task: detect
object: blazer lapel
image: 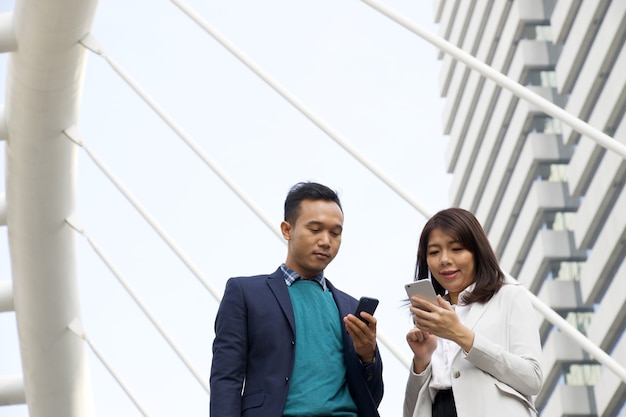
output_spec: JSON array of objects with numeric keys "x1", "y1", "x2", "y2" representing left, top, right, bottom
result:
[
  {"x1": 463, "y1": 300, "x2": 490, "y2": 331},
  {"x1": 266, "y1": 270, "x2": 296, "y2": 335},
  {"x1": 326, "y1": 279, "x2": 350, "y2": 318},
  {"x1": 452, "y1": 296, "x2": 494, "y2": 360}
]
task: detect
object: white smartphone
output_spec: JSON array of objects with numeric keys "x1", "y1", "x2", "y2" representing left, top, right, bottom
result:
[{"x1": 404, "y1": 280, "x2": 438, "y2": 310}]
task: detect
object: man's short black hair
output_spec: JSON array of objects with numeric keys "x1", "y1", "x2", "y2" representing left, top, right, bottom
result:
[{"x1": 284, "y1": 182, "x2": 342, "y2": 224}]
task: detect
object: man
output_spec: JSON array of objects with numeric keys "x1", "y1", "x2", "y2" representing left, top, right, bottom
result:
[{"x1": 210, "y1": 182, "x2": 384, "y2": 417}]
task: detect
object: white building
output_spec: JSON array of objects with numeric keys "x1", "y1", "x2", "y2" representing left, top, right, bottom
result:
[{"x1": 434, "y1": 0, "x2": 625, "y2": 415}]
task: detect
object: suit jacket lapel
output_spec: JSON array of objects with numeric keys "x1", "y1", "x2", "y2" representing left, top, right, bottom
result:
[
  {"x1": 463, "y1": 300, "x2": 490, "y2": 330},
  {"x1": 326, "y1": 278, "x2": 351, "y2": 318},
  {"x1": 452, "y1": 296, "x2": 494, "y2": 360},
  {"x1": 266, "y1": 269, "x2": 296, "y2": 335}
]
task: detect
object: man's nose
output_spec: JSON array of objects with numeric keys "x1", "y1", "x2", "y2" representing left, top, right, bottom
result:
[{"x1": 318, "y1": 232, "x2": 331, "y2": 246}]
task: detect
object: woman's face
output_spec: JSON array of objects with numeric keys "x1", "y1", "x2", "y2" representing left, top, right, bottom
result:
[{"x1": 426, "y1": 227, "x2": 476, "y2": 304}]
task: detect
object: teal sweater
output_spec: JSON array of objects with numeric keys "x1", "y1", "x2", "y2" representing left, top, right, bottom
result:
[{"x1": 283, "y1": 279, "x2": 358, "y2": 417}]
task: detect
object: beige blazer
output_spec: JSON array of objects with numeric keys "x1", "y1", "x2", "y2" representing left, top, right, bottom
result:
[{"x1": 403, "y1": 282, "x2": 543, "y2": 417}]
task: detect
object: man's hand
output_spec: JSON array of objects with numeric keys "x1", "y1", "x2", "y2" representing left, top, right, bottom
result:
[{"x1": 344, "y1": 312, "x2": 377, "y2": 363}]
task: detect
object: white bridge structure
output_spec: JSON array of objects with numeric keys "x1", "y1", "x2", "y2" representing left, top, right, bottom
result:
[{"x1": 0, "y1": 0, "x2": 624, "y2": 416}]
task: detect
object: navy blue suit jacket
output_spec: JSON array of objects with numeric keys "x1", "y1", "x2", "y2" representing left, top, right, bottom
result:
[{"x1": 209, "y1": 268, "x2": 384, "y2": 417}]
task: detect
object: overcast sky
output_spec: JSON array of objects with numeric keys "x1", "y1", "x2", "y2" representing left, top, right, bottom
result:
[{"x1": 0, "y1": 1, "x2": 452, "y2": 415}]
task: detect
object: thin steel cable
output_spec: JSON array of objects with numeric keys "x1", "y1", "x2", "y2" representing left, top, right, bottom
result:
[
  {"x1": 167, "y1": 0, "x2": 433, "y2": 219},
  {"x1": 66, "y1": 217, "x2": 210, "y2": 393},
  {"x1": 67, "y1": 319, "x2": 153, "y2": 417},
  {"x1": 78, "y1": 34, "x2": 285, "y2": 244},
  {"x1": 64, "y1": 125, "x2": 222, "y2": 303}
]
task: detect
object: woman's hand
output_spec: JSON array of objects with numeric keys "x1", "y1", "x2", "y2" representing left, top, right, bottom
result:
[
  {"x1": 406, "y1": 326, "x2": 437, "y2": 373},
  {"x1": 410, "y1": 295, "x2": 475, "y2": 353}
]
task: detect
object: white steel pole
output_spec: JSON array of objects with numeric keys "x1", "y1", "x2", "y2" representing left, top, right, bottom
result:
[{"x1": 5, "y1": 0, "x2": 99, "y2": 415}]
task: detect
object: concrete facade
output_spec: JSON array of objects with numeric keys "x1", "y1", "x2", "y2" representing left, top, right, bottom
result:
[{"x1": 434, "y1": 0, "x2": 626, "y2": 415}]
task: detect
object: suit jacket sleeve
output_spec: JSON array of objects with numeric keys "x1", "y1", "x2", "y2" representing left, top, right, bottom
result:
[
  {"x1": 403, "y1": 364, "x2": 431, "y2": 417},
  {"x1": 209, "y1": 277, "x2": 248, "y2": 416}
]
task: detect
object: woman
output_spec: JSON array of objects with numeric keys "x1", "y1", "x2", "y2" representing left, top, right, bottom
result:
[{"x1": 404, "y1": 208, "x2": 542, "y2": 417}]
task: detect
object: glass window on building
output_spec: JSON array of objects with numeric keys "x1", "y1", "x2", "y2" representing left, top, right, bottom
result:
[
  {"x1": 548, "y1": 163, "x2": 568, "y2": 182},
  {"x1": 564, "y1": 363, "x2": 602, "y2": 386},
  {"x1": 530, "y1": 115, "x2": 563, "y2": 134},
  {"x1": 525, "y1": 69, "x2": 557, "y2": 87},
  {"x1": 546, "y1": 260, "x2": 585, "y2": 281},
  {"x1": 521, "y1": 24, "x2": 552, "y2": 41},
  {"x1": 565, "y1": 311, "x2": 595, "y2": 334},
  {"x1": 542, "y1": 211, "x2": 576, "y2": 231}
]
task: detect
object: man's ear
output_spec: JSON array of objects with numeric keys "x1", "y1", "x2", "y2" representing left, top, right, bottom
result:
[{"x1": 280, "y1": 221, "x2": 291, "y2": 240}]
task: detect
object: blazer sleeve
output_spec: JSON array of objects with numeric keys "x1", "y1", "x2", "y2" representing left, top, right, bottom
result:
[
  {"x1": 464, "y1": 285, "x2": 543, "y2": 396},
  {"x1": 361, "y1": 347, "x2": 384, "y2": 406},
  {"x1": 209, "y1": 278, "x2": 248, "y2": 417},
  {"x1": 403, "y1": 364, "x2": 431, "y2": 417}
]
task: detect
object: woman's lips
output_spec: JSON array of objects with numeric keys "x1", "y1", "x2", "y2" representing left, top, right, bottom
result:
[{"x1": 440, "y1": 270, "x2": 458, "y2": 280}]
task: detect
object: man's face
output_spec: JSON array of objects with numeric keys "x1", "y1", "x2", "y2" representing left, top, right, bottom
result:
[{"x1": 281, "y1": 199, "x2": 344, "y2": 279}]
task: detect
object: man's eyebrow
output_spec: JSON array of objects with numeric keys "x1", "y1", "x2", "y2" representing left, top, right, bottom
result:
[{"x1": 305, "y1": 220, "x2": 343, "y2": 230}]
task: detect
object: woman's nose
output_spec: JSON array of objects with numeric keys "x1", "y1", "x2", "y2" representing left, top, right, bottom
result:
[{"x1": 440, "y1": 251, "x2": 451, "y2": 264}]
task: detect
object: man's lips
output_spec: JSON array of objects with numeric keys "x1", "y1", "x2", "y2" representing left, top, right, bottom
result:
[{"x1": 314, "y1": 252, "x2": 330, "y2": 259}]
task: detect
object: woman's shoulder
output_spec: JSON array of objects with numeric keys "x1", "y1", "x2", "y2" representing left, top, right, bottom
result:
[
  {"x1": 495, "y1": 280, "x2": 533, "y2": 304},
  {"x1": 500, "y1": 280, "x2": 526, "y2": 291}
]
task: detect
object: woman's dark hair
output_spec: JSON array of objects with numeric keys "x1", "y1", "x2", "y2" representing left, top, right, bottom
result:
[
  {"x1": 284, "y1": 182, "x2": 342, "y2": 225},
  {"x1": 414, "y1": 208, "x2": 504, "y2": 304}
]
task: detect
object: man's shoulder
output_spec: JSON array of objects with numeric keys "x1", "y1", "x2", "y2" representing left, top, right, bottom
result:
[{"x1": 227, "y1": 268, "x2": 283, "y2": 286}]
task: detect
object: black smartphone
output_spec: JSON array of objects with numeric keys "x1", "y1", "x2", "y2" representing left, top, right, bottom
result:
[{"x1": 354, "y1": 296, "x2": 379, "y2": 324}]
